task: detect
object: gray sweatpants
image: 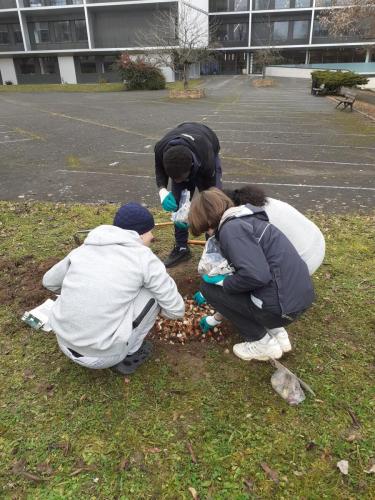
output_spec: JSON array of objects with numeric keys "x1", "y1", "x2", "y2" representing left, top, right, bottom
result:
[{"x1": 58, "y1": 288, "x2": 160, "y2": 369}]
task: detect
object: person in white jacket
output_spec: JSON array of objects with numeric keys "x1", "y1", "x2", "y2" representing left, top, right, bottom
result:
[
  {"x1": 223, "y1": 185, "x2": 325, "y2": 275},
  {"x1": 43, "y1": 203, "x2": 185, "y2": 375}
]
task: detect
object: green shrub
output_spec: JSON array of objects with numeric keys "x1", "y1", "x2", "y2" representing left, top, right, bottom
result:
[
  {"x1": 117, "y1": 53, "x2": 166, "y2": 91},
  {"x1": 311, "y1": 70, "x2": 369, "y2": 94}
]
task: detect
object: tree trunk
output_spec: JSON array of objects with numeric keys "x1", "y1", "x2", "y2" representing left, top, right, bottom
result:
[
  {"x1": 262, "y1": 64, "x2": 266, "y2": 80},
  {"x1": 183, "y1": 64, "x2": 189, "y2": 90}
]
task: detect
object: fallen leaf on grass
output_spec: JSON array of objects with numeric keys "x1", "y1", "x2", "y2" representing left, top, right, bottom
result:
[
  {"x1": 364, "y1": 459, "x2": 375, "y2": 474},
  {"x1": 20, "y1": 471, "x2": 47, "y2": 483},
  {"x1": 118, "y1": 458, "x2": 131, "y2": 471},
  {"x1": 337, "y1": 460, "x2": 349, "y2": 475},
  {"x1": 23, "y1": 369, "x2": 35, "y2": 380},
  {"x1": 188, "y1": 486, "x2": 199, "y2": 499},
  {"x1": 146, "y1": 447, "x2": 161, "y2": 453},
  {"x1": 11, "y1": 459, "x2": 26, "y2": 474},
  {"x1": 243, "y1": 478, "x2": 254, "y2": 492},
  {"x1": 346, "y1": 429, "x2": 362, "y2": 442},
  {"x1": 36, "y1": 462, "x2": 53, "y2": 475},
  {"x1": 306, "y1": 441, "x2": 317, "y2": 451},
  {"x1": 11, "y1": 460, "x2": 48, "y2": 483},
  {"x1": 260, "y1": 462, "x2": 279, "y2": 484},
  {"x1": 187, "y1": 441, "x2": 197, "y2": 464},
  {"x1": 346, "y1": 408, "x2": 361, "y2": 428},
  {"x1": 70, "y1": 465, "x2": 96, "y2": 476}
]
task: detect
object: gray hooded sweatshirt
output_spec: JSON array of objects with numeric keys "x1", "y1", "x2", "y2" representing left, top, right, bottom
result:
[{"x1": 43, "y1": 225, "x2": 185, "y2": 358}]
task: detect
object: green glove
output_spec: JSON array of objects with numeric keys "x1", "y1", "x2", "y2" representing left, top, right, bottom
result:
[
  {"x1": 174, "y1": 221, "x2": 189, "y2": 230},
  {"x1": 160, "y1": 189, "x2": 177, "y2": 212}
]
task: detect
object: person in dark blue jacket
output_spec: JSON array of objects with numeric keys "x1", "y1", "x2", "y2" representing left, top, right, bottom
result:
[
  {"x1": 154, "y1": 122, "x2": 222, "y2": 268},
  {"x1": 188, "y1": 188, "x2": 315, "y2": 361}
]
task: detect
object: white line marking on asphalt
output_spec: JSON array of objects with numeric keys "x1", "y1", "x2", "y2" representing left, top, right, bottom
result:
[
  {"x1": 57, "y1": 169, "x2": 375, "y2": 191},
  {"x1": 220, "y1": 140, "x2": 375, "y2": 150},
  {"x1": 0, "y1": 131, "x2": 14, "y2": 134},
  {"x1": 223, "y1": 155, "x2": 375, "y2": 168},
  {"x1": 213, "y1": 129, "x2": 375, "y2": 137},
  {"x1": 0, "y1": 138, "x2": 32, "y2": 144},
  {"x1": 114, "y1": 150, "x2": 375, "y2": 166},
  {"x1": 202, "y1": 121, "x2": 334, "y2": 127}
]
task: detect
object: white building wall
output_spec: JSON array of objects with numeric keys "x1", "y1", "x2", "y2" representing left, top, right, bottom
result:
[
  {"x1": 0, "y1": 58, "x2": 18, "y2": 85},
  {"x1": 58, "y1": 56, "x2": 77, "y2": 84}
]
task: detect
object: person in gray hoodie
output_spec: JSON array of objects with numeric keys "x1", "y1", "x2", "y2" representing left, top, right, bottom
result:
[
  {"x1": 43, "y1": 203, "x2": 185, "y2": 375},
  {"x1": 189, "y1": 189, "x2": 314, "y2": 362}
]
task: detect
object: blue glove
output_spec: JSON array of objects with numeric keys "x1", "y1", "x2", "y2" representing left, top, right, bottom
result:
[
  {"x1": 174, "y1": 221, "x2": 189, "y2": 230},
  {"x1": 193, "y1": 291, "x2": 206, "y2": 306},
  {"x1": 199, "y1": 316, "x2": 213, "y2": 333},
  {"x1": 161, "y1": 192, "x2": 177, "y2": 212},
  {"x1": 202, "y1": 274, "x2": 226, "y2": 286}
]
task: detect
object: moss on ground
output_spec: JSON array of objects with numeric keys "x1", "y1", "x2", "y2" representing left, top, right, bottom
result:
[{"x1": 0, "y1": 202, "x2": 374, "y2": 499}]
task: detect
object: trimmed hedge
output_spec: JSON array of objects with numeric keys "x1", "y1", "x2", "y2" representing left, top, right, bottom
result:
[
  {"x1": 311, "y1": 70, "x2": 369, "y2": 94},
  {"x1": 117, "y1": 53, "x2": 166, "y2": 91}
]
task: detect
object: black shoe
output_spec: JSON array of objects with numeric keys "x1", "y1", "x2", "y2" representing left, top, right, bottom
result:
[
  {"x1": 110, "y1": 340, "x2": 153, "y2": 375},
  {"x1": 164, "y1": 246, "x2": 192, "y2": 268}
]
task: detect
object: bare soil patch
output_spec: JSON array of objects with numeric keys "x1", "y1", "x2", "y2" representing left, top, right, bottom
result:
[{"x1": 1, "y1": 256, "x2": 234, "y2": 344}]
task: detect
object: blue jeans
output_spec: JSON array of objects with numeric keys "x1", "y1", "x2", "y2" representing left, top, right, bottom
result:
[{"x1": 171, "y1": 155, "x2": 223, "y2": 248}]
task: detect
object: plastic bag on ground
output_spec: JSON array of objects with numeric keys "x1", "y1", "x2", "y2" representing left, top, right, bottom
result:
[
  {"x1": 198, "y1": 236, "x2": 234, "y2": 276},
  {"x1": 171, "y1": 189, "x2": 191, "y2": 224},
  {"x1": 271, "y1": 366, "x2": 306, "y2": 406}
]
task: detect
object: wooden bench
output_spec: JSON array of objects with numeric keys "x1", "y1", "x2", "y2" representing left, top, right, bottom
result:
[{"x1": 335, "y1": 86, "x2": 357, "y2": 111}]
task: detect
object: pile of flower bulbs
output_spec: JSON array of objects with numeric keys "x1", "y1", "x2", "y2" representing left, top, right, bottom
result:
[{"x1": 151, "y1": 297, "x2": 227, "y2": 344}]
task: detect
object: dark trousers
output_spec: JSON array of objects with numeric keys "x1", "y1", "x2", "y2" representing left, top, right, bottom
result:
[
  {"x1": 201, "y1": 282, "x2": 294, "y2": 342},
  {"x1": 172, "y1": 155, "x2": 223, "y2": 248}
]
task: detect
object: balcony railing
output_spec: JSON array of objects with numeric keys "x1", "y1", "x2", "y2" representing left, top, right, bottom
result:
[
  {"x1": 23, "y1": 0, "x2": 83, "y2": 7},
  {"x1": 253, "y1": 0, "x2": 312, "y2": 9}
]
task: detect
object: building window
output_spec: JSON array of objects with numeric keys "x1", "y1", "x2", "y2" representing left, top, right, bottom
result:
[
  {"x1": 54, "y1": 21, "x2": 71, "y2": 42},
  {"x1": 40, "y1": 57, "x2": 56, "y2": 74},
  {"x1": 74, "y1": 20, "x2": 87, "y2": 41},
  {"x1": 0, "y1": 25, "x2": 9, "y2": 45},
  {"x1": 34, "y1": 22, "x2": 50, "y2": 43},
  {"x1": 293, "y1": 20, "x2": 309, "y2": 39},
  {"x1": 295, "y1": 0, "x2": 311, "y2": 6},
  {"x1": 273, "y1": 21, "x2": 289, "y2": 41},
  {"x1": 19, "y1": 57, "x2": 39, "y2": 75},
  {"x1": 13, "y1": 25, "x2": 23, "y2": 44},
  {"x1": 254, "y1": 0, "x2": 271, "y2": 8},
  {"x1": 217, "y1": 22, "x2": 248, "y2": 41},
  {"x1": 103, "y1": 55, "x2": 117, "y2": 72},
  {"x1": 275, "y1": 0, "x2": 290, "y2": 8},
  {"x1": 79, "y1": 56, "x2": 97, "y2": 73}
]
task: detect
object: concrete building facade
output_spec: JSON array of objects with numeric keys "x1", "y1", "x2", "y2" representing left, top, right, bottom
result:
[{"x1": 0, "y1": 0, "x2": 374, "y2": 84}]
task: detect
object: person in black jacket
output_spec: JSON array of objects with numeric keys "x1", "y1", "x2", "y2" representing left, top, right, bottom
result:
[
  {"x1": 189, "y1": 188, "x2": 315, "y2": 361},
  {"x1": 154, "y1": 122, "x2": 222, "y2": 268}
]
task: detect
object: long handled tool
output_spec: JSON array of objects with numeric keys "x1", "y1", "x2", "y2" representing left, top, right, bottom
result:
[{"x1": 74, "y1": 224, "x2": 206, "y2": 246}]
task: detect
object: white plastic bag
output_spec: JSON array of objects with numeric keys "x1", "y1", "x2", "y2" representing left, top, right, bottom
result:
[
  {"x1": 198, "y1": 236, "x2": 234, "y2": 276},
  {"x1": 171, "y1": 189, "x2": 191, "y2": 224},
  {"x1": 271, "y1": 367, "x2": 306, "y2": 406}
]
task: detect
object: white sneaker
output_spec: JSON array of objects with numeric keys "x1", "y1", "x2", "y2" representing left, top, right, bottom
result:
[
  {"x1": 233, "y1": 334, "x2": 283, "y2": 361},
  {"x1": 267, "y1": 327, "x2": 292, "y2": 353}
]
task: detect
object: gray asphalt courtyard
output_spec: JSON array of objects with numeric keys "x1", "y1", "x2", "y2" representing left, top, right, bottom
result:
[{"x1": 1, "y1": 76, "x2": 374, "y2": 212}]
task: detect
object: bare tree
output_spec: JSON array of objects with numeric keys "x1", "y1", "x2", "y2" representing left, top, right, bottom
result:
[
  {"x1": 319, "y1": 0, "x2": 375, "y2": 38},
  {"x1": 252, "y1": 12, "x2": 283, "y2": 78},
  {"x1": 254, "y1": 48, "x2": 283, "y2": 79},
  {"x1": 137, "y1": 1, "x2": 218, "y2": 89}
]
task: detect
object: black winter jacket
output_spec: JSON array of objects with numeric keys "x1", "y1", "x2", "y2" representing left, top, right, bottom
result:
[
  {"x1": 216, "y1": 205, "x2": 315, "y2": 317},
  {"x1": 154, "y1": 122, "x2": 220, "y2": 189}
]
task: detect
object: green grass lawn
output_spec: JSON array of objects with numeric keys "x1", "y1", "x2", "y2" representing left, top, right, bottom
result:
[
  {"x1": 0, "y1": 202, "x2": 374, "y2": 499},
  {"x1": 0, "y1": 80, "x2": 202, "y2": 93}
]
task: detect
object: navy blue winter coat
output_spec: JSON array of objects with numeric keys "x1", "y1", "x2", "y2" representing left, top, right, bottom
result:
[{"x1": 216, "y1": 205, "x2": 315, "y2": 317}]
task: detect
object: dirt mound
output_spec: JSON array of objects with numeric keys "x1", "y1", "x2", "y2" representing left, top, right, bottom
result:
[
  {"x1": 1, "y1": 256, "x2": 233, "y2": 343},
  {"x1": 0, "y1": 256, "x2": 58, "y2": 310}
]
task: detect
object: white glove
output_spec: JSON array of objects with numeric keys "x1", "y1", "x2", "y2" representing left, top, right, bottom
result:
[{"x1": 159, "y1": 188, "x2": 169, "y2": 203}]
